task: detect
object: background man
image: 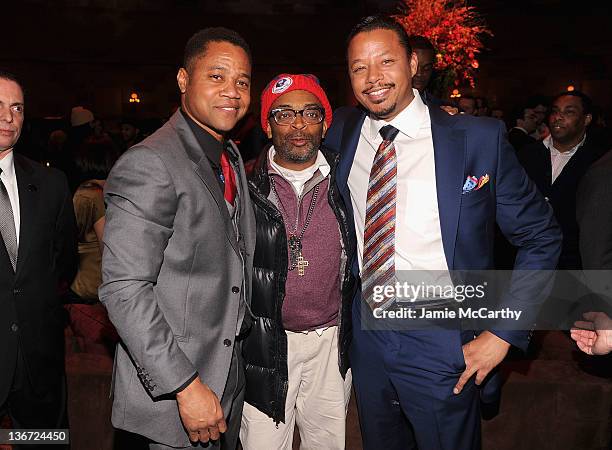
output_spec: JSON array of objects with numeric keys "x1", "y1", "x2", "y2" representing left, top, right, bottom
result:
[
  {"x1": 119, "y1": 118, "x2": 143, "y2": 152},
  {"x1": 0, "y1": 70, "x2": 77, "y2": 447},
  {"x1": 240, "y1": 74, "x2": 355, "y2": 449},
  {"x1": 324, "y1": 15, "x2": 561, "y2": 450},
  {"x1": 518, "y1": 91, "x2": 608, "y2": 269},
  {"x1": 64, "y1": 106, "x2": 96, "y2": 192},
  {"x1": 408, "y1": 35, "x2": 457, "y2": 113},
  {"x1": 475, "y1": 97, "x2": 490, "y2": 117},
  {"x1": 526, "y1": 95, "x2": 550, "y2": 140},
  {"x1": 495, "y1": 102, "x2": 539, "y2": 270},
  {"x1": 491, "y1": 108, "x2": 505, "y2": 121},
  {"x1": 577, "y1": 149, "x2": 612, "y2": 271},
  {"x1": 507, "y1": 105, "x2": 538, "y2": 151},
  {"x1": 572, "y1": 149, "x2": 612, "y2": 356},
  {"x1": 408, "y1": 36, "x2": 435, "y2": 97},
  {"x1": 458, "y1": 95, "x2": 477, "y2": 115},
  {"x1": 100, "y1": 28, "x2": 255, "y2": 449}
]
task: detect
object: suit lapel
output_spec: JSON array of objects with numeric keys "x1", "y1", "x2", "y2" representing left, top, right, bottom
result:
[
  {"x1": 430, "y1": 107, "x2": 465, "y2": 270},
  {"x1": 14, "y1": 154, "x2": 39, "y2": 276},
  {"x1": 542, "y1": 145, "x2": 552, "y2": 188},
  {"x1": 171, "y1": 113, "x2": 240, "y2": 257},
  {"x1": 336, "y1": 109, "x2": 366, "y2": 207}
]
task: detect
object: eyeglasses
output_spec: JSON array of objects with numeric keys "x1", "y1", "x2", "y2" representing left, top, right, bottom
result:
[{"x1": 269, "y1": 107, "x2": 325, "y2": 126}]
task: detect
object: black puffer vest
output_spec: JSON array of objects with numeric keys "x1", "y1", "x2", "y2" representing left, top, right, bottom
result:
[{"x1": 242, "y1": 145, "x2": 356, "y2": 423}]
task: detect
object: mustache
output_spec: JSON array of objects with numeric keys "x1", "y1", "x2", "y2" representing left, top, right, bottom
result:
[
  {"x1": 363, "y1": 83, "x2": 395, "y2": 94},
  {"x1": 286, "y1": 133, "x2": 312, "y2": 140}
]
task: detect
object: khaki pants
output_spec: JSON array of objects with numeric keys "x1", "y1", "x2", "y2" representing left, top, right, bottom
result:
[{"x1": 240, "y1": 326, "x2": 352, "y2": 450}]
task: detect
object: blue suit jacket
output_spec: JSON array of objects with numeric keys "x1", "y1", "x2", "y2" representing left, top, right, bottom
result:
[{"x1": 324, "y1": 104, "x2": 562, "y2": 352}]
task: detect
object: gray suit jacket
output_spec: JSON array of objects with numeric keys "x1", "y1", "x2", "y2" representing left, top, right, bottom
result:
[{"x1": 100, "y1": 111, "x2": 256, "y2": 447}]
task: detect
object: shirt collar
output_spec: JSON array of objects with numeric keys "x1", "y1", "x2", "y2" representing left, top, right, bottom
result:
[
  {"x1": 267, "y1": 146, "x2": 330, "y2": 179},
  {"x1": 367, "y1": 88, "x2": 426, "y2": 141},
  {"x1": 543, "y1": 133, "x2": 587, "y2": 156},
  {"x1": 0, "y1": 150, "x2": 15, "y2": 179},
  {"x1": 180, "y1": 108, "x2": 224, "y2": 167}
]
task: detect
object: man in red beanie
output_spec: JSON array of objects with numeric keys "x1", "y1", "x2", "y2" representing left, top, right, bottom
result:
[{"x1": 239, "y1": 74, "x2": 356, "y2": 449}]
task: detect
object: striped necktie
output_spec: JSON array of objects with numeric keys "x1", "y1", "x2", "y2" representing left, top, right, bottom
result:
[
  {"x1": 362, "y1": 125, "x2": 399, "y2": 311},
  {"x1": 0, "y1": 168, "x2": 18, "y2": 272}
]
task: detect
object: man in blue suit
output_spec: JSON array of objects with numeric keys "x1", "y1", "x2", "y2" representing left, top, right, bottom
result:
[{"x1": 324, "y1": 15, "x2": 562, "y2": 450}]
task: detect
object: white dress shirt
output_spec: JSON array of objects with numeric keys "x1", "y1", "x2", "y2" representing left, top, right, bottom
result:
[
  {"x1": 0, "y1": 151, "x2": 21, "y2": 245},
  {"x1": 543, "y1": 133, "x2": 586, "y2": 183},
  {"x1": 348, "y1": 89, "x2": 448, "y2": 274}
]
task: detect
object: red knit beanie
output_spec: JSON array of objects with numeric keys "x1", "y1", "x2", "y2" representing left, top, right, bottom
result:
[{"x1": 260, "y1": 73, "x2": 333, "y2": 132}]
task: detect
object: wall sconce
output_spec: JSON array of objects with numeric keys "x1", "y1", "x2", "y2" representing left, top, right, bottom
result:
[
  {"x1": 129, "y1": 92, "x2": 141, "y2": 103},
  {"x1": 566, "y1": 85, "x2": 575, "y2": 92}
]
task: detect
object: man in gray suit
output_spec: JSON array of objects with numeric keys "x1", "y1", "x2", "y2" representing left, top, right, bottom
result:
[{"x1": 100, "y1": 27, "x2": 255, "y2": 449}]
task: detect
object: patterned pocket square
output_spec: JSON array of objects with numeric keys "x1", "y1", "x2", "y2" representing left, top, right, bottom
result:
[{"x1": 462, "y1": 174, "x2": 489, "y2": 194}]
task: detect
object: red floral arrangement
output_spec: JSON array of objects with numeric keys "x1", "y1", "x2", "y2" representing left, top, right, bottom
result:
[{"x1": 394, "y1": 0, "x2": 492, "y2": 90}]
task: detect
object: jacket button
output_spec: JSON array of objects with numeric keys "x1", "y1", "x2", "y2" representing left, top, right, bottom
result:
[
  {"x1": 232, "y1": 286, "x2": 240, "y2": 294},
  {"x1": 223, "y1": 339, "x2": 232, "y2": 347},
  {"x1": 11, "y1": 323, "x2": 19, "y2": 332}
]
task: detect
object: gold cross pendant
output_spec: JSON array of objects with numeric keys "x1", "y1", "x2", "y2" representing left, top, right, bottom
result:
[{"x1": 296, "y1": 255, "x2": 309, "y2": 276}]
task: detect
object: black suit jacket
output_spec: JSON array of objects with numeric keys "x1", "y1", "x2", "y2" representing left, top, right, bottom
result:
[
  {"x1": 508, "y1": 127, "x2": 536, "y2": 152},
  {"x1": 0, "y1": 153, "x2": 77, "y2": 401},
  {"x1": 577, "y1": 149, "x2": 612, "y2": 269},
  {"x1": 518, "y1": 137, "x2": 607, "y2": 269}
]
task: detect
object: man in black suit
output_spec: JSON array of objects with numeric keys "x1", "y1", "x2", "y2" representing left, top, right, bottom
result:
[
  {"x1": 409, "y1": 36, "x2": 436, "y2": 101},
  {"x1": 573, "y1": 150, "x2": 612, "y2": 343},
  {"x1": 518, "y1": 91, "x2": 607, "y2": 269},
  {"x1": 577, "y1": 149, "x2": 612, "y2": 270},
  {"x1": 409, "y1": 36, "x2": 459, "y2": 115},
  {"x1": 0, "y1": 71, "x2": 77, "y2": 445},
  {"x1": 507, "y1": 105, "x2": 538, "y2": 151}
]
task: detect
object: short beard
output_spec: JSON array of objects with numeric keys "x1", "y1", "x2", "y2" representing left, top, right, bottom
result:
[
  {"x1": 370, "y1": 102, "x2": 398, "y2": 120},
  {"x1": 275, "y1": 140, "x2": 319, "y2": 164},
  {"x1": 551, "y1": 131, "x2": 580, "y2": 145}
]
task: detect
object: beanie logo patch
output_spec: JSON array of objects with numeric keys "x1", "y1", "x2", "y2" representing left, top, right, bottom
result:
[{"x1": 272, "y1": 77, "x2": 293, "y2": 94}]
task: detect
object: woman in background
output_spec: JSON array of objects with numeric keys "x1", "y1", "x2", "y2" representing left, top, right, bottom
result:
[{"x1": 65, "y1": 136, "x2": 120, "y2": 356}]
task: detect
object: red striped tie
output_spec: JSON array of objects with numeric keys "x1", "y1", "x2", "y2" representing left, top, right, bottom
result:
[{"x1": 362, "y1": 125, "x2": 399, "y2": 311}]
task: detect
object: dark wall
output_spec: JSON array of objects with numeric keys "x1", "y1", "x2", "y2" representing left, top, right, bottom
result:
[
  {"x1": 472, "y1": 0, "x2": 612, "y2": 113},
  {"x1": 3, "y1": 0, "x2": 611, "y2": 120}
]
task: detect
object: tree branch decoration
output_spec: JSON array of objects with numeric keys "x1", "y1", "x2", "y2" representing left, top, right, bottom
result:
[{"x1": 394, "y1": 0, "x2": 492, "y2": 92}]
